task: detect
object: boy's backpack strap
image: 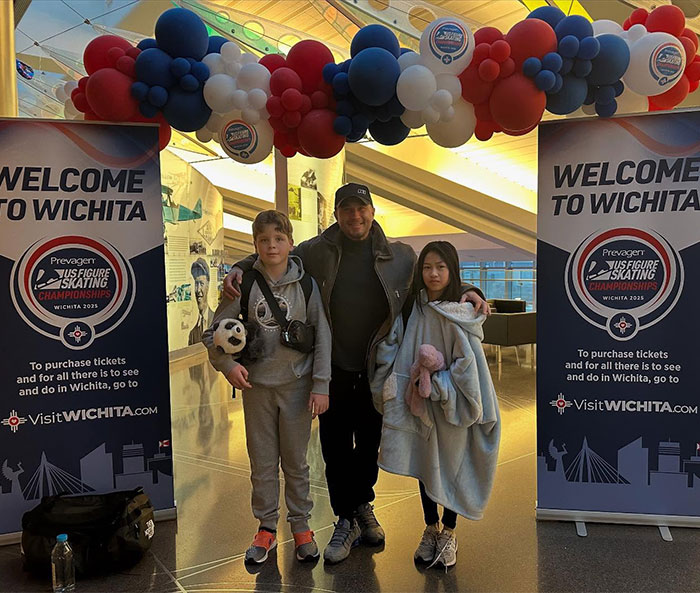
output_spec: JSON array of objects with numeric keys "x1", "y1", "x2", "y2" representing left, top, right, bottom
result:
[
  {"x1": 239, "y1": 270, "x2": 257, "y2": 322},
  {"x1": 301, "y1": 273, "x2": 313, "y2": 307}
]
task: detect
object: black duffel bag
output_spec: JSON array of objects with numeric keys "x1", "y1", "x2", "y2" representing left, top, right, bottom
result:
[{"x1": 21, "y1": 487, "x2": 155, "y2": 576}]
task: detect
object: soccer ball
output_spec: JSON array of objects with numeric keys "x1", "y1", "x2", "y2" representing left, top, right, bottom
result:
[{"x1": 212, "y1": 318, "x2": 247, "y2": 355}]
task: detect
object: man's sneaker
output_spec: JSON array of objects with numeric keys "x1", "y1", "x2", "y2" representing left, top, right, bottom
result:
[
  {"x1": 244, "y1": 530, "x2": 277, "y2": 564},
  {"x1": 431, "y1": 527, "x2": 457, "y2": 568},
  {"x1": 294, "y1": 530, "x2": 320, "y2": 562},
  {"x1": 354, "y1": 503, "x2": 385, "y2": 546},
  {"x1": 323, "y1": 518, "x2": 361, "y2": 564},
  {"x1": 414, "y1": 523, "x2": 439, "y2": 564}
]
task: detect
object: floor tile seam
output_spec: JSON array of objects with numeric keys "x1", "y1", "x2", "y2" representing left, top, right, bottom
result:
[
  {"x1": 152, "y1": 550, "x2": 189, "y2": 593},
  {"x1": 496, "y1": 393, "x2": 536, "y2": 416}
]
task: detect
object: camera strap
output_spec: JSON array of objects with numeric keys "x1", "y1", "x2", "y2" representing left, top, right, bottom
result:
[{"x1": 252, "y1": 270, "x2": 291, "y2": 329}]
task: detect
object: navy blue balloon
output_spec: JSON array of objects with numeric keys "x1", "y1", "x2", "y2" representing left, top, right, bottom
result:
[
  {"x1": 542, "y1": 52, "x2": 563, "y2": 73},
  {"x1": 400, "y1": 47, "x2": 414, "y2": 55},
  {"x1": 347, "y1": 129, "x2": 365, "y2": 142},
  {"x1": 148, "y1": 85, "x2": 168, "y2": 107},
  {"x1": 527, "y1": 6, "x2": 566, "y2": 29},
  {"x1": 348, "y1": 48, "x2": 400, "y2": 107},
  {"x1": 351, "y1": 24, "x2": 400, "y2": 59},
  {"x1": 588, "y1": 34, "x2": 630, "y2": 86},
  {"x1": 139, "y1": 101, "x2": 158, "y2": 118},
  {"x1": 207, "y1": 36, "x2": 228, "y2": 55},
  {"x1": 550, "y1": 73, "x2": 564, "y2": 94},
  {"x1": 595, "y1": 99, "x2": 617, "y2": 117},
  {"x1": 387, "y1": 95, "x2": 405, "y2": 117},
  {"x1": 323, "y1": 63, "x2": 340, "y2": 84},
  {"x1": 559, "y1": 35, "x2": 579, "y2": 59},
  {"x1": 332, "y1": 72, "x2": 350, "y2": 95},
  {"x1": 135, "y1": 48, "x2": 176, "y2": 88},
  {"x1": 352, "y1": 113, "x2": 370, "y2": 133},
  {"x1": 131, "y1": 81, "x2": 149, "y2": 101},
  {"x1": 336, "y1": 100, "x2": 354, "y2": 117},
  {"x1": 523, "y1": 57, "x2": 542, "y2": 77},
  {"x1": 369, "y1": 117, "x2": 409, "y2": 145},
  {"x1": 595, "y1": 85, "x2": 616, "y2": 105},
  {"x1": 339, "y1": 59, "x2": 352, "y2": 74},
  {"x1": 578, "y1": 37, "x2": 600, "y2": 60},
  {"x1": 334, "y1": 116, "x2": 353, "y2": 136},
  {"x1": 137, "y1": 38, "x2": 158, "y2": 51},
  {"x1": 376, "y1": 104, "x2": 392, "y2": 123},
  {"x1": 535, "y1": 70, "x2": 556, "y2": 91},
  {"x1": 180, "y1": 74, "x2": 199, "y2": 92},
  {"x1": 613, "y1": 80, "x2": 624, "y2": 97},
  {"x1": 573, "y1": 59, "x2": 592, "y2": 78},
  {"x1": 171, "y1": 57, "x2": 191, "y2": 78},
  {"x1": 546, "y1": 75, "x2": 588, "y2": 114},
  {"x1": 191, "y1": 61, "x2": 210, "y2": 82},
  {"x1": 155, "y1": 8, "x2": 209, "y2": 60},
  {"x1": 163, "y1": 88, "x2": 212, "y2": 132},
  {"x1": 584, "y1": 87, "x2": 595, "y2": 105},
  {"x1": 555, "y1": 15, "x2": 593, "y2": 41},
  {"x1": 560, "y1": 58, "x2": 574, "y2": 75}
]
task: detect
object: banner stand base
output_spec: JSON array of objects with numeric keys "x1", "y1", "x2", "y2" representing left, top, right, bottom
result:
[{"x1": 537, "y1": 508, "x2": 700, "y2": 532}]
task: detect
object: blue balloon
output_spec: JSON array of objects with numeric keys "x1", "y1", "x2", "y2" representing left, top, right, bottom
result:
[
  {"x1": 131, "y1": 81, "x2": 149, "y2": 101},
  {"x1": 155, "y1": 8, "x2": 209, "y2": 60},
  {"x1": 323, "y1": 63, "x2": 340, "y2": 84},
  {"x1": 578, "y1": 36, "x2": 600, "y2": 60},
  {"x1": 180, "y1": 74, "x2": 199, "y2": 92},
  {"x1": 595, "y1": 99, "x2": 617, "y2": 117},
  {"x1": 332, "y1": 72, "x2": 350, "y2": 95},
  {"x1": 137, "y1": 38, "x2": 158, "y2": 51},
  {"x1": 336, "y1": 100, "x2": 354, "y2": 117},
  {"x1": 546, "y1": 75, "x2": 588, "y2": 114},
  {"x1": 139, "y1": 101, "x2": 159, "y2": 118},
  {"x1": 207, "y1": 36, "x2": 228, "y2": 55},
  {"x1": 351, "y1": 113, "x2": 370, "y2": 133},
  {"x1": 523, "y1": 57, "x2": 542, "y2": 78},
  {"x1": 559, "y1": 35, "x2": 580, "y2": 59},
  {"x1": 527, "y1": 6, "x2": 566, "y2": 29},
  {"x1": 550, "y1": 73, "x2": 564, "y2": 94},
  {"x1": 387, "y1": 95, "x2": 405, "y2": 117},
  {"x1": 595, "y1": 85, "x2": 616, "y2": 105},
  {"x1": 542, "y1": 52, "x2": 563, "y2": 73},
  {"x1": 171, "y1": 57, "x2": 191, "y2": 78},
  {"x1": 584, "y1": 87, "x2": 595, "y2": 105},
  {"x1": 348, "y1": 48, "x2": 400, "y2": 107},
  {"x1": 163, "y1": 88, "x2": 212, "y2": 132},
  {"x1": 191, "y1": 61, "x2": 210, "y2": 82},
  {"x1": 560, "y1": 58, "x2": 574, "y2": 75},
  {"x1": 555, "y1": 15, "x2": 593, "y2": 41},
  {"x1": 535, "y1": 70, "x2": 556, "y2": 91},
  {"x1": 347, "y1": 129, "x2": 366, "y2": 142},
  {"x1": 351, "y1": 24, "x2": 400, "y2": 59},
  {"x1": 334, "y1": 116, "x2": 353, "y2": 136},
  {"x1": 135, "y1": 48, "x2": 176, "y2": 88},
  {"x1": 339, "y1": 59, "x2": 352, "y2": 73},
  {"x1": 573, "y1": 59, "x2": 592, "y2": 78},
  {"x1": 148, "y1": 85, "x2": 168, "y2": 107},
  {"x1": 369, "y1": 117, "x2": 409, "y2": 145},
  {"x1": 588, "y1": 34, "x2": 630, "y2": 86},
  {"x1": 376, "y1": 104, "x2": 392, "y2": 123},
  {"x1": 613, "y1": 80, "x2": 624, "y2": 97}
]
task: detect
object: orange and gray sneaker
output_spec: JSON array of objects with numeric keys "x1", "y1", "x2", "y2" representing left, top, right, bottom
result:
[
  {"x1": 244, "y1": 530, "x2": 277, "y2": 564},
  {"x1": 293, "y1": 530, "x2": 320, "y2": 562}
]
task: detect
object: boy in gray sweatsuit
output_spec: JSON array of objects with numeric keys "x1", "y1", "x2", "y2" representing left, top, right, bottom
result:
[{"x1": 203, "y1": 210, "x2": 331, "y2": 565}]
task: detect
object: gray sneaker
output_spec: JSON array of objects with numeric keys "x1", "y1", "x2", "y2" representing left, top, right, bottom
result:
[
  {"x1": 244, "y1": 530, "x2": 277, "y2": 564},
  {"x1": 294, "y1": 530, "x2": 320, "y2": 562},
  {"x1": 431, "y1": 528, "x2": 458, "y2": 568},
  {"x1": 355, "y1": 503, "x2": 385, "y2": 546},
  {"x1": 323, "y1": 518, "x2": 361, "y2": 564},
  {"x1": 414, "y1": 524, "x2": 439, "y2": 564}
]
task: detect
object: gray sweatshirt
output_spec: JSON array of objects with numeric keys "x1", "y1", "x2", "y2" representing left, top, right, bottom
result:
[{"x1": 203, "y1": 256, "x2": 332, "y2": 394}]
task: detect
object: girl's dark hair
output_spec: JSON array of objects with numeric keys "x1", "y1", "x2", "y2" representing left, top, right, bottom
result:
[{"x1": 413, "y1": 241, "x2": 462, "y2": 303}]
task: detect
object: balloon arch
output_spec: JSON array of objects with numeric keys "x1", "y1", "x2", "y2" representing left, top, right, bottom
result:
[{"x1": 59, "y1": 5, "x2": 700, "y2": 161}]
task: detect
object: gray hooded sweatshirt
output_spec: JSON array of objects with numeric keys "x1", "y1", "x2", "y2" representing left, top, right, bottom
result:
[{"x1": 203, "y1": 256, "x2": 332, "y2": 394}]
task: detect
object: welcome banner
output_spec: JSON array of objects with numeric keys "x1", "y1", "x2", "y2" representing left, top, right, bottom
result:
[
  {"x1": 0, "y1": 120, "x2": 173, "y2": 537},
  {"x1": 537, "y1": 110, "x2": 700, "y2": 524}
]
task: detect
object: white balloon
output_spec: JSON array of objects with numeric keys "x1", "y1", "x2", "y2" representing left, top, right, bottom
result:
[
  {"x1": 431, "y1": 89, "x2": 453, "y2": 112},
  {"x1": 63, "y1": 99, "x2": 78, "y2": 119},
  {"x1": 219, "y1": 117, "x2": 274, "y2": 164},
  {"x1": 212, "y1": 132, "x2": 220, "y2": 144},
  {"x1": 55, "y1": 86, "x2": 67, "y2": 102},
  {"x1": 442, "y1": 105, "x2": 456, "y2": 122},
  {"x1": 581, "y1": 103, "x2": 597, "y2": 115},
  {"x1": 436, "y1": 73, "x2": 462, "y2": 100},
  {"x1": 592, "y1": 19, "x2": 623, "y2": 37},
  {"x1": 626, "y1": 24, "x2": 647, "y2": 44},
  {"x1": 248, "y1": 88, "x2": 269, "y2": 110},
  {"x1": 206, "y1": 112, "x2": 224, "y2": 132},
  {"x1": 419, "y1": 17, "x2": 475, "y2": 75},
  {"x1": 196, "y1": 128, "x2": 213, "y2": 143},
  {"x1": 426, "y1": 98, "x2": 475, "y2": 147},
  {"x1": 232, "y1": 89, "x2": 249, "y2": 110},
  {"x1": 242, "y1": 108, "x2": 261, "y2": 124},
  {"x1": 615, "y1": 86, "x2": 648, "y2": 114},
  {"x1": 203, "y1": 74, "x2": 237, "y2": 113},
  {"x1": 398, "y1": 51, "x2": 422, "y2": 71},
  {"x1": 625, "y1": 32, "x2": 685, "y2": 96},
  {"x1": 240, "y1": 53, "x2": 258, "y2": 66},
  {"x1": 397, "y1": 65, "x2": 437, "y2": 111},
  {"x1": 202, "y1": 53, "x2": 226, "y2": 76},
  {"x1": 225, "y1": 61, "x2": 243, "y2": 77},
  {"x1": 221, "y1": 42, "x2": 242, "y2": 64},
  {"x1": 422, "y1": 106, "x2": 441, "y2": 125},
  {"x1": 400, "y1": 109, "x2": 425, "y2": 129},
  {"x1": 64, "y1": 80, "x2": 78, "y2": 94},
  {"x1": 237, "y1": 63, "x2": 270, "y2": 93}
]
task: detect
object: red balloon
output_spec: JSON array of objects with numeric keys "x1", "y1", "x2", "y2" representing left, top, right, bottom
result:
[
  {"x1": 685, "y1": 58, "x2": 700, "y2": 81},
  {"x1": 269, "y1": 116, "x2": 285, "y2": 131},
  {"x1": 473, "y1": 43, "x2": 491, "y2": 65},
  {"x1": 475, "y1": 120, "x2": 500, "y2": 141},
  {"x1": 622, "y1": 18, "x2": 631, "y2": 31},
  {"x1": 279, "y1": 145, "x2": 297, "y2": 158},
  {"x1": 71, "y1": 91, "x2": 90, "y2": 114},
  {"x1": 126, "y1": 47, "x2": 141, "y2": 60},
  {"x1": 651, "y1": 74, "x2": 690, "y2": 109},
  {"x1": 310, "y1": 90, "x2": 328, "y2": 109},
  {"x1": 489, "y1": 73, "x2": 545, "y2": 132},
  {"x1": 282, "y1": 110, "x2": 302, "y2": 128},
  {"x1": 270, "y1": 67, "x2": 303, "y2": 96},
  {"x1": 474, "y1": 27, "x2": 503, "y2": 45},
  {"x1": 499, "y1": 57, "x2": 515, "y2": 79},
  {"x1": 683, "y1": 29, "x2": 699, "y2": 51},
  {"x1": 502, "y1": 122, "x2": 538, "y2": 137},
  {"x1": 459, "y1": 65, "x2": 494, "y2": 105},
  {"x1": 107, "y1": 47, "x2": 126, "y2": 66},
  {"x1": 490, "y1": 40, "x2": 511, "y2": 63},
  {"x1": 505, "y1": 19, "x2": 557, "y2": 67},
  {"x1": 281, "y1": 88, "x2": 303, "y2": 111},
  {"x1": 78, "y1": 76, "x2": 89, "y2": 93},
  {"x1": 84, "y1": 111, "x2": 101, "y2": 121},
  {"x1": 479, "y1": 59, "x2": 500, "y2": 82},
  {"x1": 266, "y1": 96, "x2": 284, "y2": 117},
  {"x1": 297, "y1": 109, "x2": 345, "y2": 158},
  {"x1": 300, "y1": 94, "x2": 312, "y2": 114},
  {"x1": 84, "y1": 35, "x2": 133, "y2": 75},
  {"x1": 629, "y1": 8, "x2": 649, "y2": 27},
  {"x1": 690, "y1": 80, "x2": 699, "y2": 92},
  {"x1": 648, "y1": 99, "x2": 665, "y2": 112},
  {"x1": 646, "y1": 5, "x2": 685, "y2": 37},
  {"x1": 681, "y1": 37, "x2": 697, "y2": 63},
  {"x1": 85, "y1": 68, "x2": 138, "y2": 121},
  {"x1": 115, "y1": 55, "x2": 136, "y2": 78},
  {"x1": 259, "y1": 54, "x2": 287, "y2": 74},
  {"x1": 285, "y1": 40, "x2": 334, "y2": 94},
  {"x1": 473, "y1": 101, "x2": 493, "y2": 122}
]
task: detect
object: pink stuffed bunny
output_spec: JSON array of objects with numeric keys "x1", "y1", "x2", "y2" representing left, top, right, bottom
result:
[{"x1": 406, "y1": 344, "x2": 446, "y2": 419}]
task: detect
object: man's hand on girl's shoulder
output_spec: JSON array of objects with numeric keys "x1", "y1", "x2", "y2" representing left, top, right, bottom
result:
[{"x1": 460, "y1": 290, "x2": 491, "y2": 315}]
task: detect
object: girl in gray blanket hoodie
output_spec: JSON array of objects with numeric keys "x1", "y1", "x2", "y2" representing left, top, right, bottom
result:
[{"x1": 371, "y1": 241, "x2": 500, "y2": 569}]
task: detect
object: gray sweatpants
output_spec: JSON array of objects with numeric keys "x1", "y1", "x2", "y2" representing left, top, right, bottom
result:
[{"x1": 242, "y1": 377, "x2": 313, "y2": 533}]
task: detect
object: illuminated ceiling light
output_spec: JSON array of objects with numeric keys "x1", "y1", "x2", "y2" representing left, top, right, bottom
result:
[
  {"x1": 215, "y1": 11, "x2": 230, "y2": 25},
  {"x1": 408, "y1": 6, "x2": 435, "y2": 32},
  {"x1": 243, "y1": 21, "x2": 265, "y2": 41},
  {"x1": 368, "y1": 0, "x2": 390, "y2": 11},
  {"x1": 278, "y1": 34, "x2": 301, "y2": 55}
]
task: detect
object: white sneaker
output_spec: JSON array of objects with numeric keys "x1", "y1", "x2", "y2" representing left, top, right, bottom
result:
[
  {"x1": 414, "y1": 524, "x2": 439, "y2": 563},
  {"x1": 432, "y1": 527, "x2": 457, "y2": 568}
]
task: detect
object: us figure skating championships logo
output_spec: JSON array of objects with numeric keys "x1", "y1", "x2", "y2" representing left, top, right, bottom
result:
[
  {"x1": 429, "y1": 21, "x2": 469, "y2": 65},
  {"x1": 10, "y1": 236, "x2": 135, "y2": 349},
  {"x1": 565, "y1": 228, "x2": 683, "y2": 340}
]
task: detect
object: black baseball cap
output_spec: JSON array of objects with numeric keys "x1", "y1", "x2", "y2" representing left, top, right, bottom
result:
[{"x1": 335, "y1": 183, "x2": 373, "y2": 208}]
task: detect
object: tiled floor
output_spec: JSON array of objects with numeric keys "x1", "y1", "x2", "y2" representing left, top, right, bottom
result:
[{"x1": 3, "y1": 346, "x2": 700, "y2": 592}]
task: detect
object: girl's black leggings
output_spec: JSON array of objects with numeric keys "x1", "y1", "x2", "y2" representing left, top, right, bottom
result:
[{"x1": 419, "y1": 481, "x2": 457, "y2": 529}]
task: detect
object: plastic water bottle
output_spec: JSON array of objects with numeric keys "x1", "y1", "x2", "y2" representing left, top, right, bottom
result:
[{"x1": 51, "y1": 534, "x2": 75, "y2": 592}]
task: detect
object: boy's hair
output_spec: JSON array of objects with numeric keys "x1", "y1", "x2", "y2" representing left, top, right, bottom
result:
[
  {"x1": 413, "y1": 240, "x2": 462, "y2": 303},
  {"x1": 252, "y1": 210, "x2": 294, "y2": 242}
]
